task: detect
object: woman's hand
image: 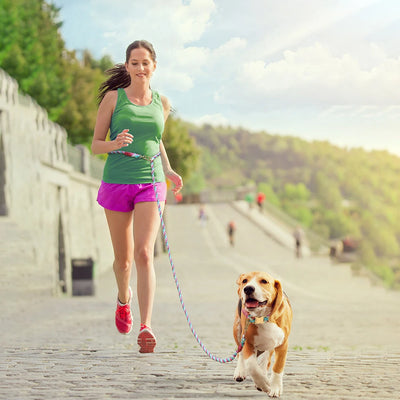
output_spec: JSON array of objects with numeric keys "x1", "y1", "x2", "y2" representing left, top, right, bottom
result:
[
  {"x1": 165, "y1": 169, "x2": 183, "y2": 194},
  {"x1": 113, "y1": 129, "x2": 133, "y2": 150}
]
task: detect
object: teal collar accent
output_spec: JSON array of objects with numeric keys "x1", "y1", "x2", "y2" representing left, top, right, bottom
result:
[
  {"x1": 248, "y1": 315, "x2": 269, "y2": 324},
  {"x1": 242, "y1": 307, "x2": 270, "y2": 324}
]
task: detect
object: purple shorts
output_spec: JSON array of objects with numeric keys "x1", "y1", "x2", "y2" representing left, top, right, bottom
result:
[{"x1": 97, "y1": 181, "x2": 167, "y2": 212}]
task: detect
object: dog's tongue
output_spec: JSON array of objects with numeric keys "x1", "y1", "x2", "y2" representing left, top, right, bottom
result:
[{"x1": 246, "y1": 299, "x2": 259, "y2": 308}]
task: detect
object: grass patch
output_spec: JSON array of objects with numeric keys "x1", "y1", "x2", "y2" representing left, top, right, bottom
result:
[{"x1": 292, "y1": 345, "x2": 330, "y2": 352}]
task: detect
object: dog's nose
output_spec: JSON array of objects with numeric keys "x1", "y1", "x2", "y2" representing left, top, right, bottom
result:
[{"x1": 244, "y1": 285, "x2": 255, "y2": 295}]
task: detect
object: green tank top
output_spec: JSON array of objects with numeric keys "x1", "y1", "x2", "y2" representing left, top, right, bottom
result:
[{"x1": 102, "y1": 88, "x2": 165, "y2": 184}]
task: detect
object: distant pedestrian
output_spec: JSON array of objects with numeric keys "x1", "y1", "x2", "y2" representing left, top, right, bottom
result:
[
  {"x1": 293, "y1": 226, "x2": 304, "y2": 258},
  {"x1": 91, "y1": 40, "x2": 183, "y2": 353},
  {"x1": 245, "y1": 192, "x2": 254, "y2": 209},
  {"x1": 256, "y1": 192, "x2": 265, "y2": 212},
  {"x1": 198, "y1": 204, "x2": 207, "y2": 226},
  {"x1": 228, "y1": 220, "x2": 236, "y2": 246}
]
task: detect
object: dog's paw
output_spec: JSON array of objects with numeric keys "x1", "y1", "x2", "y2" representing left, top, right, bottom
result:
[
  {"x1": 268, "y1": 371, "x2": 283, "y2": 397},
  {"x1": 254, "y1": 380, "x2": 270, "y2": 393},
  {"x1": 233, "y1": 370, "x2": 246, "y2": 382},
  {"x1": 268, "y1": 386, "x2": 282, "y2": 397},
  {"x1": 233, "y1": 366, "x2": 246, "y2": 382}
]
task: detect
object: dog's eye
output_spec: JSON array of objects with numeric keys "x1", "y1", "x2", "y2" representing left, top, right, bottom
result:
[
  {"x1": 242, "y1": 278, "x2": 248, "y2": 284},
  {"x1": 261, "y1": 279, "x2": 268, "y2": 284}
]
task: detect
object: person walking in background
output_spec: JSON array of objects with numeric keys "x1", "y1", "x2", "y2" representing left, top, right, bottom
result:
[
  {"x1": 293, "y1": 226, "x2": 304, "y2": 258},
  {"x1": 198, "y1": 203, "x2": 207, "y2": 226},
  {"x1": 228, "y1": 220, "x2": 236, "y2": 246},
  {"x1": 256, "y1": 192, "x2": 265, "y2": 212},
  {"x1": 91, "y1": 40, "x2": 183, "y2": 353},
  {"x1": 245, "y1": 192, "x2": 254, "y2": 209}
]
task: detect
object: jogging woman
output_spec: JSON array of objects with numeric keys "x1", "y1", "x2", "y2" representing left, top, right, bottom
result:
[{"x1": 91, "y1": 40, "x2": 183, "y2": 353}]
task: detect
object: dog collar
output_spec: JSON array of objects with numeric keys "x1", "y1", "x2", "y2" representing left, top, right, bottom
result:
[{"x1": 242, "y1": 307, "x2": 269, "y2": 324}]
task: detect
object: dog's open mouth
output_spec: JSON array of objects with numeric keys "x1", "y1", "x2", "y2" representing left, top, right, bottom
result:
[{"x1": 245, "y1": 298, "x2": 268, "y2": 309}]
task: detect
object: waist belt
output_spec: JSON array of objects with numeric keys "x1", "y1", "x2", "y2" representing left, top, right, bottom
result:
[{"x1": 108, "y1": 150, "x2": 161, "y2": 163}]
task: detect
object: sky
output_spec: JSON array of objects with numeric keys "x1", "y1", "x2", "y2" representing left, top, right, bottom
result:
[{"x1": 52, "y1": 0, "x2": 400, "y2": 156}]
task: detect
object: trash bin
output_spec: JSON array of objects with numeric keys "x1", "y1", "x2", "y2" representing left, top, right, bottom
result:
[{"x1": 72, "y1": 258, "x2": 95, "y2": 296}]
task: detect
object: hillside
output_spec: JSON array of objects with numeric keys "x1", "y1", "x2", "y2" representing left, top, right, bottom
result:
[{"x1": 186, "y1": 123, "x2": 400, "y2": 289}]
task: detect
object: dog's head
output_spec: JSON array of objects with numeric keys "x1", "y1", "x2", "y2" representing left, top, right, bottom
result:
[{"x1": 237, "y1": 271, "x2": 284, "y2": 319}]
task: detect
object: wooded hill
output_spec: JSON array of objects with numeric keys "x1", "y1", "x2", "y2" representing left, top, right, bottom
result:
[{"x1": 186, "y1": 123, "x2": 400, "y2": 289}]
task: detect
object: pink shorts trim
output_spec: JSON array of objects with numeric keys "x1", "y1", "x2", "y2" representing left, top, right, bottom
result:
[{"x1": 97, "y1": 181, "x2": 167, "y2": 212}]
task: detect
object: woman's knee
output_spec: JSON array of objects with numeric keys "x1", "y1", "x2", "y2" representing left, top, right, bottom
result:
[
  {"x1": 113, "y1": 258, "x2": 133, "y2": 272},
  {"x1": 134, "y1": 246, "x2": 154, "y2": 267}
]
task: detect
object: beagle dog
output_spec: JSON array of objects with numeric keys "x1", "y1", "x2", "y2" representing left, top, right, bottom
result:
[{"x1": 233, "y1": 271, "x2": 292, "y2": 397}]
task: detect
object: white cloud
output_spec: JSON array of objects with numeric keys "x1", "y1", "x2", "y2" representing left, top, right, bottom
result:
[
  {"x1": 320, "y1": 105, "x2": 400, "y2": 119},
  {"x1": 153, "y1": 45, "x2": 211, "y2": 92},
  {"x1": 166, "y1": 46, "x2": 210, "y2": 75},
  {"x1": 154, "y1": 69, "x2": 194, "y2": 92},
  {"x1": 251, "y1": 0, "x2": 381, "y2": 58},
  {"x1": 215, "y1": 42, "x2": 400, "y2": 109},
  {"x1": 171, "y1": 0, "x2": 216, "y2": 43},
  {"x1": 192, "y1": 113, "x2": 230, "y2": 126},
  {"x1": 214, "y1": 37, "x2": 247, "y2": 55}
]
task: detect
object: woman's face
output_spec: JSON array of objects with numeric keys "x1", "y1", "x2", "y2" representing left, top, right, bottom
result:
[{"x1": 125, "y1": 47, "x2": 156, "y2": 85}]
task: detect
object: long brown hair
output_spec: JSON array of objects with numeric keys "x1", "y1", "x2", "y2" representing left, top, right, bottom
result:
[{"x1": 97, "y1": 40, "x2": 157, "y2": 104}]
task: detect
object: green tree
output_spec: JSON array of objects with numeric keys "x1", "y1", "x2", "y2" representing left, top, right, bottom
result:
[
  {"x1": 184, "y1": 169, "x2": 206, "y2": 194},
  {"x1": 282, "y1": 182, "x2": 310, "y2": 203},
  {"x1": 163, "y1": 117, "x2": 200, "y2": 182},
  {"x1": 0, "y1": 0, "x2": 70, "y2": 120},
  {"x1": 57, "y1": 51, "x2": 106, "y2": 144},
  {"x1": 258, "y1": 183, "x2": 280, "y2": 207},
  {"x1": 313, "y1": 172, "x2": 342, "y2": 211}
]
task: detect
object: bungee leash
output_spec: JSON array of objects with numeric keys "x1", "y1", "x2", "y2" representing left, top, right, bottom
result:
[{"x1": 109, "y1": 150, "x2": 246, "y2": 363}]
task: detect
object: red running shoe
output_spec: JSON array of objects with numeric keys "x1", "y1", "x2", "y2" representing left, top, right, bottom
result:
[
  {"x1": 115, "y1": 287, "x2": 132, "y2": 334},
  {"x1": 137, "y1": 325, "x2": 156, "y2": 353}
]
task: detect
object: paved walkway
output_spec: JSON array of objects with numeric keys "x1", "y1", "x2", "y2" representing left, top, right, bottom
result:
[
  {"x1": 1, "y1": 204, "x2": 400, "y2": 399},
  {"x1": 232, "y1": 200, "x2": 310, "y2": 254}
]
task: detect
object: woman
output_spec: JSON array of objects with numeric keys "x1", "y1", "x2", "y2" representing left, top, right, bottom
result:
[{"x1": 91, "y1": 40, "x2": 183, "y2": 353}]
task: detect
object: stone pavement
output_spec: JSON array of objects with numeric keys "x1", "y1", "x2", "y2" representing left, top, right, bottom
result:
[{"x1": 1, "y1": 204, "x2": 400, "y2": 399}]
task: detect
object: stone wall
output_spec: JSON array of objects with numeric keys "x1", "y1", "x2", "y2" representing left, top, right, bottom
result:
[{"x1": 0, "y1": 68, "x2": 113, "y2": 295}]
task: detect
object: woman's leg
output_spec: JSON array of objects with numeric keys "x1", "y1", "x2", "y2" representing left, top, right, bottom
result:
[
  {"x1": 133, "y1": 201, "x2": 165, "y2": 327},
  {"x1": 104, "y1": 209, "x2": 134, "y2": 304}
]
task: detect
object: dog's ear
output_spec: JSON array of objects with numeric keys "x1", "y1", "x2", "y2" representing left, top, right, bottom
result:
[
  {"x1": 236, "y1": 274, "x2": 245, "y2": 286},
  {"x1": 270, "y1": 279, "x2": 284, "y2": 322},
  {"x1": 237, "y1": 274, "x2": 246, "y2": 296}
]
